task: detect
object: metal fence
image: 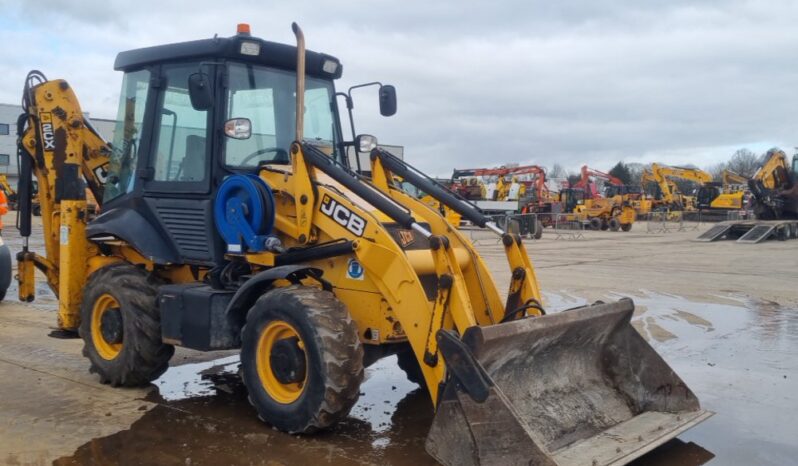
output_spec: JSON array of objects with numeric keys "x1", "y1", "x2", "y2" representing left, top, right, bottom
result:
[
  {"x1": 647, "y1": 209, "x2": 754, "y2": 234},
  {"x1": 646, "y1": 211, "x2": 685, "y2": 233},
  {"x1": 464, "y1": 213, "x2": 542, "y2": 245}
]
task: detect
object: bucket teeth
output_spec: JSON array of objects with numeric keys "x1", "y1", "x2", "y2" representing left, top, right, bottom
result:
[{"x1": 425, "y1": 298, "x2": 712, "y2": 466}]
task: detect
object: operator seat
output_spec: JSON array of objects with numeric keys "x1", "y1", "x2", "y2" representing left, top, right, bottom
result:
[{"x1": 180, "y1": 135, "x2": 207, "y2": 182}]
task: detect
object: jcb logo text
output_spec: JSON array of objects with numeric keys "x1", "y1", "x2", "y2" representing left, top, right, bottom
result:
[{"x1": 320, "y1": 195, "x2": 366, "y2": 237}]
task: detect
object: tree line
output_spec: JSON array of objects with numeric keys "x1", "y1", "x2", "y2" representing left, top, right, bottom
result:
[{"x1": 546, "y1": 148, "x2": 767, "y2": 195}]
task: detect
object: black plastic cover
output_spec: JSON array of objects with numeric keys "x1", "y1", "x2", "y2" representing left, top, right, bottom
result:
[{"x1": 159, "y1": 283, "x2": 237, "y2": 351}]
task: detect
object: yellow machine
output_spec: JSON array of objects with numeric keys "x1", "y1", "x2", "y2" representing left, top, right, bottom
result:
[
  {"x1": 0, "y1": 174, "x2": 15, "y2": 208},
  {"x1": 420, "y1": 194, "x2": 463, "y2": 226},
  {"x1": 645, "y1": 163, "x2": 743, "y2": 211},
  {"x1": 575, "y1": 196, "x2": 636, "y2": 231},
  {"x1": 568, "y1": 167, "x2": 636, "y2": 231},
  {"x1": 13, "y1": 24, "x2": 710, "y2": 465},
  {"x1": 748, "y1": 148, "x2": 798, "y2": 219}
]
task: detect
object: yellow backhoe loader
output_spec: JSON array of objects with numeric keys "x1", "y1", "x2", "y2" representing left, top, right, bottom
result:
[{"x1": 13, "y1": 23, "x2": 710, "y2": 465}]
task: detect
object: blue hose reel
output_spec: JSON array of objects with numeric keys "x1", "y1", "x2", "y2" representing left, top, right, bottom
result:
[{"x1": 214, "y1": 174, "x2": 276, "y2": 253}]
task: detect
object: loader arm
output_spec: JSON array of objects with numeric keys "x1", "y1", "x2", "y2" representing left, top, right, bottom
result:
[{"x1": 368, "y1": 148, "x2": 543, "y2": 317}]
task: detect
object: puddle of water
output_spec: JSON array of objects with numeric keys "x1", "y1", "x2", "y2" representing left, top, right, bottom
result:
[
  {"x1": 153, "y1": 355, "x2": 240, "y2": 401},
  {"x1": 55, "y1": 354, "x2": 437, "y2": 466},
  {"x1": 608, "y1": 291, "x2": 798, "y2": 466},
  {"x1": 54, "y1": 291, "x2": 797, "y2": 466}
]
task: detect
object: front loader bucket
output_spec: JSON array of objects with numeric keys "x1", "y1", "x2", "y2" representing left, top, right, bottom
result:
[{"x1": 425, "y1": 298, "x2": 712, "y2": 466}]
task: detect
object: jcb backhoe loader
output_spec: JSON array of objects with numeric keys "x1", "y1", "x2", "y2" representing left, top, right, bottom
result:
[{"x1": 13, "y1": 23, "x2": 710, "y2": 466}]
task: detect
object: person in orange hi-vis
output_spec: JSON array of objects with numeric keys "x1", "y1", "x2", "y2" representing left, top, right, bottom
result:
[{"x1": 0, "y1": 189, "x2": 7, "y2": 233}]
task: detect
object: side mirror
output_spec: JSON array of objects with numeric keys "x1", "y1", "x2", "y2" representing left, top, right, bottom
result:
[
  {"x1": 378, "y1": 85, "x2": 397, "y2": 117},
  {"x1": 224, "y1": 118, "x2": 252, "y2": 139},
  {"x1": 355, "y1": 134, "x2": 378, "y2": 153},
  {"x1": 188, "y1": 72, "x2": 213, "y2": 110}
]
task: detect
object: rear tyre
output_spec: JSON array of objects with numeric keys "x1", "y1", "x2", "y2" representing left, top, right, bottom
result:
[
  {"x1": 589, "y1": 217, "x2": 603, "y2": 231},
  {"x1": 608, "y1": 218, "x2": 621, "y2": 231},
  {"x1": 240, "y1": 285, "x2": 364, "y2": 433},
  {"x1": 621, "y1": 223, "x2": 633, "y2": 232},
  {"x1": 79, "y1": 264, "x2": 173, "y2": 386}
]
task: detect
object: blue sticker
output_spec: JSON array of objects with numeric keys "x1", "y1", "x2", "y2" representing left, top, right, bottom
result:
[{"x1": 347, "y1": 259, "x2": 364, "y2": 280}]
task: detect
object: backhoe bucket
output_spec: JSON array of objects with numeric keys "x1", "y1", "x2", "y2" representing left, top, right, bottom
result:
[{"x1": 425, "y1": 298, "x2": 712, "y2": 466}]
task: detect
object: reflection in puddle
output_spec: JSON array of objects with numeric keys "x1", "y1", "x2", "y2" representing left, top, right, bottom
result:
[
  {"x1": 55, "y1": 291, "x2": 797, "y2": 466},
  {"x1": 350, "y1": 356, "x2": 421, "y2": 439},
  {"x1": 154, "y1": 355, "x2": 239, "y2": 401}
]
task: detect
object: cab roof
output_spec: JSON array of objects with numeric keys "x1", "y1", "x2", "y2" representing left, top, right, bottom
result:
[{"x1": 114, "y1": 32, "x2": 343, "y2": 79}]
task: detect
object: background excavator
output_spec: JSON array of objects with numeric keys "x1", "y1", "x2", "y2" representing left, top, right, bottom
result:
[
  {"x1": 645, "y1": 163, "x2": 744, "y2": 212},
  {"x1": 747, "y1": 148, "x2": 798, "y2": 219},
  {"x1": 12, "y1": 23, "x2": 710, "y2": 465},
  {"x1": 697, "y1": 149, "x2": 798, "y2": 243}
]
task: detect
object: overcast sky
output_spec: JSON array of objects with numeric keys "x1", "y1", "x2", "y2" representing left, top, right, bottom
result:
[{"x1": 1, "y1": 0, "x2": 796, "y2": 176}]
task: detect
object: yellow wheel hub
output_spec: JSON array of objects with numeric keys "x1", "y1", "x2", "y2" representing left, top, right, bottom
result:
[
  {"x1": 256, "y1": 320, "x2": 307, "y2": 404},
  {"x1": 90, "y1": 293, "x2": 123, "y2": 361}
]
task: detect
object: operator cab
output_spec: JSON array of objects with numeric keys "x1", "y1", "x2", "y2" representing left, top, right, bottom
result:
[
  {"x1": 89, "y1": 25, "x2": 345, "y2": 266},
  {"x1": 696, "y1": 185, "x2": 721, "y2": 209}
]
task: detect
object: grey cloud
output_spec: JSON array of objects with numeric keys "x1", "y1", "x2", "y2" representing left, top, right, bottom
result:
[{"x1": 1, "y1": 0, "x2": 796, "y2": 176}]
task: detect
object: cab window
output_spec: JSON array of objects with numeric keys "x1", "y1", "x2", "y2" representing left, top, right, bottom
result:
[
  {"x1": 104, "y1": 70, "x2": 150, "y2": 202},
  {"x1": 149, "y1": 64, "x2": 210, "y2": 185}
]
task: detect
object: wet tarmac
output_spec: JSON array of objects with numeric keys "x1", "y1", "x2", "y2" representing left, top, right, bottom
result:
[{"x1": 46, "y1": 291, "x2": 797, "y2": 466}]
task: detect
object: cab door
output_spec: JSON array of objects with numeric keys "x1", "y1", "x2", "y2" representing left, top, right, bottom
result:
[{"x1": 141, "y1": 62, "x2": 220, "y2": 264}]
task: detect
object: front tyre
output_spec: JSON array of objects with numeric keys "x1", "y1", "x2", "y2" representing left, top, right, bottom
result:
[
  {"x1": 79, "y1": 264, "x2": 173, "y2": 386},
  {"x1": 240, "y1": 285, "x2": 364, "y2": 433}
]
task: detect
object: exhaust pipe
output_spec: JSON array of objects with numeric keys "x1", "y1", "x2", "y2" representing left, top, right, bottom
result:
[{"x1": 292, "y1": 22, "x2": 305, "y2": 142}]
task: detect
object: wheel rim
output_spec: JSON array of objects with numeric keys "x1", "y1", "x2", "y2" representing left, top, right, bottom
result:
[
  {"x1": 91, "y1": 293, "x2": 123, "y2": 360},
  {"x1": 256, "y1": 320, "x2": 308, "y2": 404}
]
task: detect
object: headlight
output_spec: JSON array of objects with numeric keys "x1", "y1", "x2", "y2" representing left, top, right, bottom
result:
[
  {"x1": 356, "y1": 134, "x2": 378, "y2": 153},
  {"x1": 322, "y1": 59, "x2": 338, "y2": 75},
  {"x1": 240, "y1": 41, "x2": 260, "y2": 56}
]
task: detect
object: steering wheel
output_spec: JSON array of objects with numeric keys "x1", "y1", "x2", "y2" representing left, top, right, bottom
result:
[{"x1": 239, "y1": 147, "x2": 289, "y2": 166}]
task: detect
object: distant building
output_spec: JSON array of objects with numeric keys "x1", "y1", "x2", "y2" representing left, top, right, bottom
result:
[
  {"x1": 0, "y1": 104, "x2": 18, "y2": 184},
  {"x1": 0, "y1": 103, "x2": 116, "y2": 187}
]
